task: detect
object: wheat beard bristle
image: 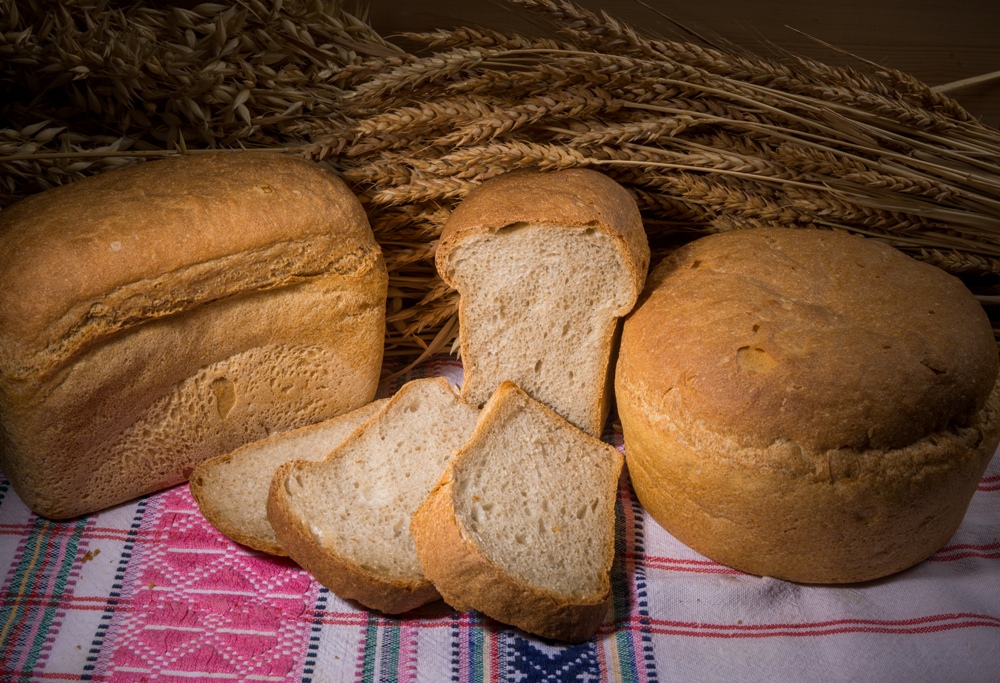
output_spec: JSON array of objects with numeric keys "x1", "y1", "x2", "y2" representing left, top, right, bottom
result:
[{"x1": 3, "y1": 0, "x2": 1000, "y2": 351}]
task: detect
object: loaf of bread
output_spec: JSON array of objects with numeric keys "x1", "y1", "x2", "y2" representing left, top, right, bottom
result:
[
  {"x1": 412, "y1": 381, "x2": 623, "y2": 643},
  {"x1": 267, "y1": 377, "x2": 480, "y2": 614},
  {"x1": 435, "y1": 169, "x2": 649, "y2": 436},
  {"x1": 0, "y1": 152, "x2": 387, "y2": 519},
  {"x1": 190, "y1": 398, "x2": 389, "y2": 555},
  {"x1": 616, "y1": 227, "x2": 1000, "y2": 583}
]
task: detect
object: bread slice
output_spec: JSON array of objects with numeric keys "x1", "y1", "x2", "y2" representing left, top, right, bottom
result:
[
  {"x1": 190, "y1": 398, "x2": 388, "y2": 555},
  {"x1": 411, "y1": 381, "x2": 623, "y2": 643},
  {"x1": 435, "y1": 169, "x2": 649, "y2": 437},
  {"x1": 267, "y1": 377, "x2": 479, "y2": 614}
]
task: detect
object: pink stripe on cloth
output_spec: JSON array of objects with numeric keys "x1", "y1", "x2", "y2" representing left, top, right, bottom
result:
[{"x1": 96, "y1": 485, "x2": 318, "y2": 683}]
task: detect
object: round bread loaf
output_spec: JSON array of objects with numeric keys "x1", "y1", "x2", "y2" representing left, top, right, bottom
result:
[{"x1": 616, "y1": 227, "x2": 1000, "y2": 583}]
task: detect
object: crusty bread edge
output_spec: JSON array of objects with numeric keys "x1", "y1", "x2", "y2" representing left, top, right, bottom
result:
[
  {"x1": 411, "y1": 381, "x2": 621, "y2": 642},
  {"x1": 434, "y1": 169, "x2": 649, "y2": 436},
  {"x1": 435, "y1": 168, "x2": 650, "y2": 316},
  {"x1": 267, "y1": 458, "x2": 441, "y2": 614},
  {"x1": 265, "y1": 379, "x2": 468, "y2": 614},
  {"x1": 616, "y1": 370, "x2": 1000, "y2": 583}
]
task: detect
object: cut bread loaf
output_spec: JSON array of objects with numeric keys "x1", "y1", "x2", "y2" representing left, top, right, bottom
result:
[
  {"x1": 190, "y1": 398, "x2": 388, "y2": 555},
  {"x1": 616, "y1": 227, "x2": 1000, "y2": 583},
  {"x1": 0, "y1": 152, "x2": 387, "y2": 519},
  {"x1": 412, "y1": 381, "x2": 623, "y2": 643},
  {"x1": 267, "y1": 377, "x2": 480, "y2": 614},
  {"x1": 435, "y1": 169, "x2": 649, "y2": 436}
]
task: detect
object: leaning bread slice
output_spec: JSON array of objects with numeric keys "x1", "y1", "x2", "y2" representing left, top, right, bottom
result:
[
  {"x1": 190, "y1": 398, "x2": 388, "y2": 555},
  {"x1": 435, "y1": 169, "x2": 649, "y2": 437},
  {"x1": 411, "y1": 381, "x2": 624, "y2": 643},
  {"x1": 267, "y1": 377, "x2": 480, "y2": 614}
]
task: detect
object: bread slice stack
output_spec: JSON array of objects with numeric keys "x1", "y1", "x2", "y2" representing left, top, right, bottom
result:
[
  {"x1": 259, "y1": 377, "x2": 622, "y2": 641},
  {"x1": 190, "y1": 169, "x2": 641, "y2": 641},
  {"x1": 189, "y1": 398, "x2": 388, "y2": 555},
  {"x1": 267, "y1": 377, "x2": 480, "y2": 614},
  {"x1": 412, "y1": 382, "x2": 623, "y2": 643}
]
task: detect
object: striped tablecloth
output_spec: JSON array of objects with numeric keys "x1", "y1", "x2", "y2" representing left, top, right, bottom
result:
[{"x1": 2, "y1": 357, "x2": 999, "y2": 683}]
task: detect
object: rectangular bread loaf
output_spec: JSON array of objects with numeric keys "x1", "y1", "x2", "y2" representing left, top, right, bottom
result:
[{"x1": 0, "y1": 152, "x2": 387, "y2": 519}]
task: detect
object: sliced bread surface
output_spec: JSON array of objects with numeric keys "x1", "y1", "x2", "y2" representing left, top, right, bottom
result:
[
  {"x1": 190, "y1": 398, "x2": 388, "y2": 555},
  {"x1": 267, "y1": 377, "x2": 480, "y2": 614},
  {"x1": 411, "y1": 381, "x2": 623, "y2": 642},
  {"x1": 435, "y1": 169, "x2": 649, "y2": 437}
]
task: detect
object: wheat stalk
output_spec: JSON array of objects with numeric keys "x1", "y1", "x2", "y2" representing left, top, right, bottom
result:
[{"x1": 4, "y1": 0, "x2": 1000, "y2": 352}]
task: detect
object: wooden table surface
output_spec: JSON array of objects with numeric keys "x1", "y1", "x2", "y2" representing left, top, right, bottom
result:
[{"x1": 366, "y1": 0, "x2": 999, "y2": 125}]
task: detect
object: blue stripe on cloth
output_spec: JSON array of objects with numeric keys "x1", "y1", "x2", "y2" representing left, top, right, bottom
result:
[
  {"x1": 625, "y1": 477, "x2": 658, "y2": 683},
  {"x1": 379, "y1": 614, "x2": 402, "y2": 683},
  {"x1": 302, "y1": 586, "x2": 329, "y2": 683},
  {"x1": 612, "y1": 486, "x2": 641, "y2": 683},
  {"x1": 81, "y1": 497, "x2": 149, "y2": 681},
  {"x1": 504, "y1": 633, "x2": 600, "y2": 683},
  {"x1": 450, "y1": 612, "x2": 462, "y2": 682}
]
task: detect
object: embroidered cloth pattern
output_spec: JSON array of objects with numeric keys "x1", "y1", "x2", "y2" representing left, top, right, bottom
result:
[{"x1": 2, "y1": 358, "x2": 999, "y2": 682}]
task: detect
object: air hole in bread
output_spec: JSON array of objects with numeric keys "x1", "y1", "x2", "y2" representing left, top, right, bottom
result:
[
  {"x1": 534, "y1": 359, "x2": 542, "y2": 374},
  {"x1": 211, "y1": 377, "x2": 237, "y2": 419}
]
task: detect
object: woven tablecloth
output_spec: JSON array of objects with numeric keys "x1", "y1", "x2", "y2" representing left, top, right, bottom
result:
[{"x1": 2, "y1": 356, "x2": 999, "y2": 683}]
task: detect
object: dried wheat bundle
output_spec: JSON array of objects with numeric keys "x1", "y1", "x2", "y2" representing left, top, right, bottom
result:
[
  {"x1": 3, "y1": 0, "x2": 1000, "y2": 355},
  {"x1": 0, "y1": 0, "x2": 400, "y2": 199},
  {"x1": 309, "y1": 0, "x2": 1000, "y2": 353}
]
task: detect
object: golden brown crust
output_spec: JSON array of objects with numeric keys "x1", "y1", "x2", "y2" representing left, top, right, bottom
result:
[
  {"x1": 435, "y1": 169, "x2": 649, "y2": 437},
  {"x1": 616, "y1": 226, "x2": 1000, "y2": 582},
  {"x1": 0, "y1": 153, "x2": 387, "y2": 519},
  {"x1": 412, "y1": 381, "x2": 618, "y2": 642},
  {"x1": 435, "y1": 168, "x2": 650, "y2": 313},
  {"x1": 413, "y1": 471, "x2": 612, "y2": 643},
  {"x1": 618, "y1": 373, "x2": 1000, "y2": 583},
  {"x1": 619, "y1": 227, "x2": 997, "y2": 452},
  {"x1": 0, "y1": 152, "x2": 377, "y2": 379},
  {"x1": 267, "y1": 460, "x2": 440, "y2": 614}
]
